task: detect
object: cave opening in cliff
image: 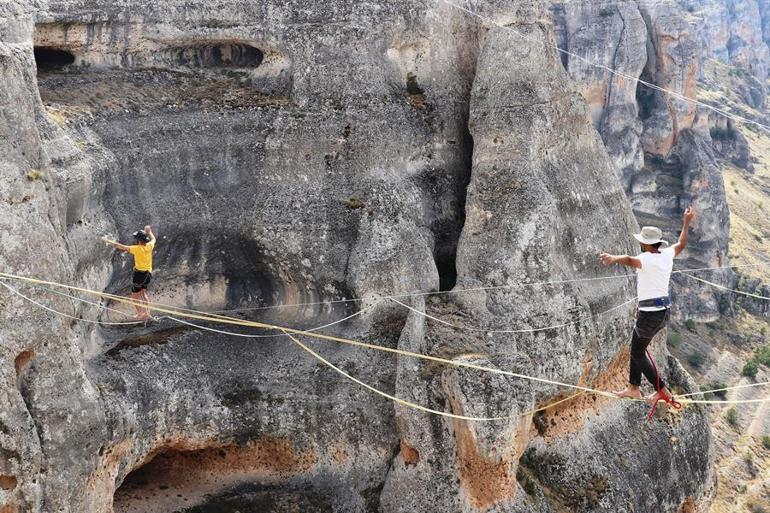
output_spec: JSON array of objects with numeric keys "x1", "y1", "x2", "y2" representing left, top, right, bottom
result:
[
  {"x1": 433, "y1": 128, "x2": 473, "y2": 292},
  {"x1": 635, "y1": 69, "x2": 657, "y2": 121},
  {"x1": 174, "y1": 43, "x2": 264, "y2": 68},
  {"x1": 113, "y1": 441, "x2": 326, "y2": 513},
  {"x1": 113, "y1": 446, "x2": 225, "y2": 512},
  {"x1": 33, "y1": 47, "x2": 75, "y2": 71}
]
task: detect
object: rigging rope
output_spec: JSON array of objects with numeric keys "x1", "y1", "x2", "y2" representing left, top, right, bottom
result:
[
  {"x1": 166, "y1": 308, "x2": 371, "y2": 339},
  {"x1": 389, "y1": 296, "x2": 636, "y2": 334},
  {"x1": 1, "y1": 270, "x2": 768, "y2": 421},
  {"x1": 682, "y1": 274, "x2": 770, "y2": 301},
  {"x1": 0, "y1": 282, "x2": 142, "y2": 326}
]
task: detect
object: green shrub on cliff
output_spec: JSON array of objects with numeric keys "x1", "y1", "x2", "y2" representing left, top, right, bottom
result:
[
  {"x1": 754, "y1": 344, "x2": 770, "y2": 366},
  {"x1": 742, "y1": 359, "x2": 759, "y2": 379},
  {"x1": 667, "y1": 330, "x2": 682, "y2": 348},
  {"x1": 688, "y1": 351, "x2": 705, "y2": 368}
]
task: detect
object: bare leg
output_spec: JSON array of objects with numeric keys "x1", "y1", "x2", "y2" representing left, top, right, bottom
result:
[
  {"x1": 140, "y1": 289, "x2": 151, "y2": 318},
  {"x1": 614, "y1": 384, "x2": 642, "y2": 399},
  {"x1": 130, "y1": 291, "x2": 145, "y2": 319}
]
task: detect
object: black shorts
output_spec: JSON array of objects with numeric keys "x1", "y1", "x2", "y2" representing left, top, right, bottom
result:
[{"x1": 132, "y1": 270, "x2": 152, "y2": 293}]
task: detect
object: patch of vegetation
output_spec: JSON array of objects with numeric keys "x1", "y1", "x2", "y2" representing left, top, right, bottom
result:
[
  {"x1": 711, "y1": 125, "x2": 736, "y2": 141},
  {"x1": 718, "y1": 296, "x2": 731, "y2": 315},
  {"x1": 516, "y1": 467, "x2": 538, "y2": 497},
  {"x1": 645, "y1": 153, "x2": 667, "y2": 167},
  {"x1": 754, "y1": 344, "x2": 770, "y2": 366},
  {"x1": 343, "y1": 197, "x2": 365, "y2": 210},
  {"x1": 709, "y1": 382, "x2": 728, "y2": 399},
  {"x1": 688, "y1": 351, "x2": 705, "y2": 368},
  {"x1": 761, "y1": 435, "x2": 770, "y2": 450},
  {"x1": 685, "y1": 319, "x2": 697, "y2": 332},
  {"x1": 45, "y1": 107, "x2": 67, "y2": 126},
  {"x1": 667, "y1": 330, "x2": 682, "y2": 348},
  {"x1": 747, "y1": 501, "x2": 769, "y2": 513},
  {"x1": 741, "y1": 358, "x2": 759, "y2": 379},
  {"x1": 26, "y1": 169, "x2": 44, "y2": 181},
  {"x1": 699, "y1": 384, "x2": 715, "y2": 401},
  {"x1": 586, "y1": 476, "x2": 609, "y2": 507},
  {"x1": 734, "y1": 67, "x2": 748, "y2": 78},
  {"x1": 406, "y1": 72, "x2": 424, "y2": 95},
  {"x1": 726, "y1": 406, "x2": 739, "y2": 427},
  {"x1": 742, "y1": 358, "x2": 759, "y2": 379}
]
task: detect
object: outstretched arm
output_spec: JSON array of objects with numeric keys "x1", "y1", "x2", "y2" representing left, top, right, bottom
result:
[
  {"x1": 599, "y1": 252, "x2": 641, "y2": 269},
  {"x1": 101, "y1": 236, "x2": 131, "y2": 252},
  {"x1": 672, "y1": 207, "x2": 695, "y2": 257}
]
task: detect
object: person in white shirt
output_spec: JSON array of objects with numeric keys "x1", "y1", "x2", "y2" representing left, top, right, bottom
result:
[{"x1": 599, "y1": 207, "x2": 695, "y2": 406}]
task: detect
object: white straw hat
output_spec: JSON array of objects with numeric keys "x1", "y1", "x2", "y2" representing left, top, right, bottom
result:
[{"x1": 633, "y1": 226, "x2": 669, "y2": 246}]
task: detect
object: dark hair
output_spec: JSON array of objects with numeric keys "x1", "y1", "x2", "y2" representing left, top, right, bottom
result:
[
  {"x1": 641, "y1": 241, "x2": 663, "y2": 251},
  {"x1": 133, "y1": 230, "x2": 150, "y2": 243}
]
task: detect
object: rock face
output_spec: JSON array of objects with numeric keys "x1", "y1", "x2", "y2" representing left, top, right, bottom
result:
[
  {"x1": 551, "y1": 0, "x2": 734, "y2": 321},
  {"x1": 684, "y1": 0, "x2": 770, "y2": 78},
  {"x1": 551, "y1": 0, "x2": 648, "y2": 192},
  {"x1": 1, "y1": 1, "x2": 715, "y2": 513}
]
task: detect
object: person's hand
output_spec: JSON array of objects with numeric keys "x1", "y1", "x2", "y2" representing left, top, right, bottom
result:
[
  {"x1": 599, "y1": 252, "x2": 617, "y2": 266},
  {"x1": 683, "y1": 206, "x2": 695, "y2": 224},
  {"x1": 101, "y1": 236, "x2": 111, "y2": 246},
  {"x1": 144, "y1": 224, "x2": 152, "y2": 232}
]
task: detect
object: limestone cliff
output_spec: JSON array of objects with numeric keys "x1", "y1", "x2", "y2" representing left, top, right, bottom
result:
[
  {"x1": 1, "y1": 1, "x2": 721, "y2": 513},
  {"x1": 551, "y1": 0, "x2": 733, "y2": 321}
]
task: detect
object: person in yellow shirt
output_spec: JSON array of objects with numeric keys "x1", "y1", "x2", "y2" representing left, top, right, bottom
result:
[{"x1": 102, "y1": 225, "x2": 156, "y2": 320}]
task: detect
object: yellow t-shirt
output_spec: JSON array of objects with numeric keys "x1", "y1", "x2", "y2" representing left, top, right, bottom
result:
[{"x1": 129, "y1": 240, "x2": 155, "y2": 272}]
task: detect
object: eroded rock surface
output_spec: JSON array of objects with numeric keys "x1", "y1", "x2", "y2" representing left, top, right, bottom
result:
[
  {"x1": 551, "y1": 0, "x2": 736, "y2": 321},
  {"x1": 1, "y1": 1, "x2": 717, "y2": 512}
]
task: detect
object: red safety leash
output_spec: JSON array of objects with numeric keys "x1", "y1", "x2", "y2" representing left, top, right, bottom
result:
[{"x1": 646, "y1": 347, "x2": 683, "y2": 421}]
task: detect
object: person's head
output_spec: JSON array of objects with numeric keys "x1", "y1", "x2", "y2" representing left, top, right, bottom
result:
[
  {"x1": 133, "y1": 230, "x2": 150, "y2": 245},
  {"x1": 640, "y1": 241, "x2": 663, "y2": 253},
  {"x1": 633, "y1": 226, "x2": 668, "y2": 253}
]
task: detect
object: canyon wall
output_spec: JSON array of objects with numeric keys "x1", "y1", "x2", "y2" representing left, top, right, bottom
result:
[
  {"x1": 0, "y1": 0, "x2": 729, "y2": 512},
  {"x1": 553, "y1": 0, "x2": 770, "y2": 321}
]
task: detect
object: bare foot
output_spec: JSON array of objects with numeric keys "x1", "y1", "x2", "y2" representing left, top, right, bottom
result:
[
  {"x1": 614, "y1": 387, "x2": 642, "y2": 399},
  {"x1": 646, "y1": 388, "x2": 671, "y2": 405}
]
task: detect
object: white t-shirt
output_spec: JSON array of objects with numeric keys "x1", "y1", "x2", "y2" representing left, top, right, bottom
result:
[{"x1": 636, "y1": 247, "x2": 675, "y2": 311}]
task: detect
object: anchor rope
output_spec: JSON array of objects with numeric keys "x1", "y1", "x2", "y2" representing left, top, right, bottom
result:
[{"x1": 1, "y1": 270, "x2": 768, "y2": 423}]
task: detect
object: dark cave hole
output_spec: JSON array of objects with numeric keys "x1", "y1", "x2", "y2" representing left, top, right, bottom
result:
[
  {"x1": 434, "y1": 233, "x2": 459, "y2": 292},
  {"x1": 635, "y1": 70, "x2": 657, "y2": 122},
  {"x1": 175, "y1": 44, "x2": 264, "y2": 68},
  {"x1": 33, "y1": 47, "x2": 75, "y2": 71},
  {"x1": 113, "y1": 445, "x2": 332, "y2": 513},
  {"x1": 433, "y1": 128, "x2": 473, "y2": 292}
]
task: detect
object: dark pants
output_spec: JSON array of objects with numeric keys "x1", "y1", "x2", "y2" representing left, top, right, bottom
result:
[{"x1": 629, "y1": 309, "x2": 670, "y2": 390}]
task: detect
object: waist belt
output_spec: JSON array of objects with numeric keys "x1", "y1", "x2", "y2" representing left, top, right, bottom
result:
[{"x1": 638, "y1": 296, "x2": 671, "y2": 309}]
